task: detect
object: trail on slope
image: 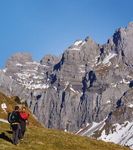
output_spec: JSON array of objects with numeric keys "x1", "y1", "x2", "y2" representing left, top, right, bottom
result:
[{"x1": 0, "y1": 118, "x2": 8, "y2": 123}]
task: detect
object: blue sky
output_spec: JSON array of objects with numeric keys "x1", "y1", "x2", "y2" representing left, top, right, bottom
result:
[{"x1": 0, "y1": 0, "x2": 133, "y2": 68}]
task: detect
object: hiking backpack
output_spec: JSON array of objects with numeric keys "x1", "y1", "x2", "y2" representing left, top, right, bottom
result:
[
  {"x1": 20, "y1": 112, "x2": 29, "y2": 120},
  {"x1": 8, "y1": 111, "x2": 18, "y2": 123}
]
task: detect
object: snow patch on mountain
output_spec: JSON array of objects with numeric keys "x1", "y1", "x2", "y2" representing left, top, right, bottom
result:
[
  {"x1": 2, "y1": 68, "x2": 7, "y2": 73},
  {"x1": 4, "y1": 60, "x2": 51, "y2": 90},
  {"x1": 106, "y1": 100, "x2": 111, "y2": 104},
  {"x1": 128, "y1": 104, "x2": 133, "y2": 108},
  {"x1": 99, "y1": 121, "x2": 133, "y2": 149},
  {"x1": 77, "y1": 119, "x2": 133, "y2": 149},
  {"x1": 76, "y1": 120, "x2": 106, "y2": 136},
  {"x1": 16, "y1": 63, "x2": 23, "y2": 67},
  {"x1": 74, "y1": 40, "x2": 83, "y2": 46},
  {"x1": 102, "y1": 53, "x2": 117, "y2": 64},
  {"x1": 27, "y1": 83, "x2": 49, "y2": 90},
  {"x1": 70, "y1": 48, "x2": 81, "y2": 51}
]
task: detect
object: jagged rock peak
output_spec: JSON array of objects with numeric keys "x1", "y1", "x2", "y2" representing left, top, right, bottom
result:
[
  {"x1": 67, "y1": 36, "x2": 98, "y2": 51},
  {"x1": 6, "y1": 52, "x2": 33, "y2": 67},
  {"x1": 111, "y1": 21, "x2": 133, "y2": 65},
  {"x1": 85, "y1": 36, "x2": 95, "y2": 43},
  {"x1": 128, "y1": 21, "x2": 133, "y2": 28},
  {"x1": 73, "y1": 40, "x2": 83, "y2": 46},
  {"x1": 40, "y1": 54, "x2": 61, "y2": 65}
]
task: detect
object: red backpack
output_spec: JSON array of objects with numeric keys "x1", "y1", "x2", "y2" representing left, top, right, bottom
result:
[{"x1": 20, "y1": 112, "x2": 29, "y2": 120}]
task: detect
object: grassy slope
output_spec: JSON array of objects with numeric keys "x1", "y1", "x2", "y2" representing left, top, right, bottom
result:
[{"x1": 0, "y1": 92, "x2": 130, "y2": 150}]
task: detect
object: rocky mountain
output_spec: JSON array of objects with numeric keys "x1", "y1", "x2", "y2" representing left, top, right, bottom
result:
[
  {"x1": 0, "y1": 22, "x2": 133, "y2": 148},
  {"x1": 76, "y1": 88, "x2": 133, "y2": 149}
]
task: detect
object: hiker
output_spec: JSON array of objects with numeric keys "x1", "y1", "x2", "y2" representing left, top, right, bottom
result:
[
  {"x1": 8, "y1": 105, "x2": 21, "y2": 145},
  {"x1": 19, "y1": 106, "x2": 29, "y2": 140}
]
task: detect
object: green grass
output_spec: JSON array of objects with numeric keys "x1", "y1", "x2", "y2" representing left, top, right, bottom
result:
[
  {"x1": 0, "y1": 122, "x2": 130, "y2": 150},
  {"x1": 0, "y1": 92, "x2": 130, "y2": 150}
]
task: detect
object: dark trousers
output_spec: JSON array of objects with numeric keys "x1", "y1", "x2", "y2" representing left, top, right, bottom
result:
[
  {"x1": 19, "y1": 121, "x2": 26, "y2": 139},
  {"x1": 11, "y1": 124, "x2": 20, "y2": 145}
]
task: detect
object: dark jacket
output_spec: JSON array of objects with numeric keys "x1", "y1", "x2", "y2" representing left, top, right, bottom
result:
[{"x1": 10, "y1": 111, "x2": 21, "y2": 124}]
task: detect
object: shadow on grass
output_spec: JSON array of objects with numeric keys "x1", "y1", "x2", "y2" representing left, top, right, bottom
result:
[
  {"x1": 0, "y1": 132, "x2": 12, "y2": 143},
  {"x1": 6, "y1": 130, "x2": 13, "y2": 134}
]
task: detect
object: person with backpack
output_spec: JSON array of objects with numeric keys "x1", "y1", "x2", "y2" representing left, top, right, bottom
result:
[
  {"x1": 19, "y1": 106, "x2": 29, "y2": 140},
  {"x1": 8, "y1": 105, "x2": 21, "y2": 145}
]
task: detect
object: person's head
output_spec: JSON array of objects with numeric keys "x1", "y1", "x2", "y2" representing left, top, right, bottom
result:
[
  {"x1": 14, "y1": 105, "x2": 19, "y2": 111},
  {"x1": 21, "y1": 106, "x2": 26, "y2": 112}
]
